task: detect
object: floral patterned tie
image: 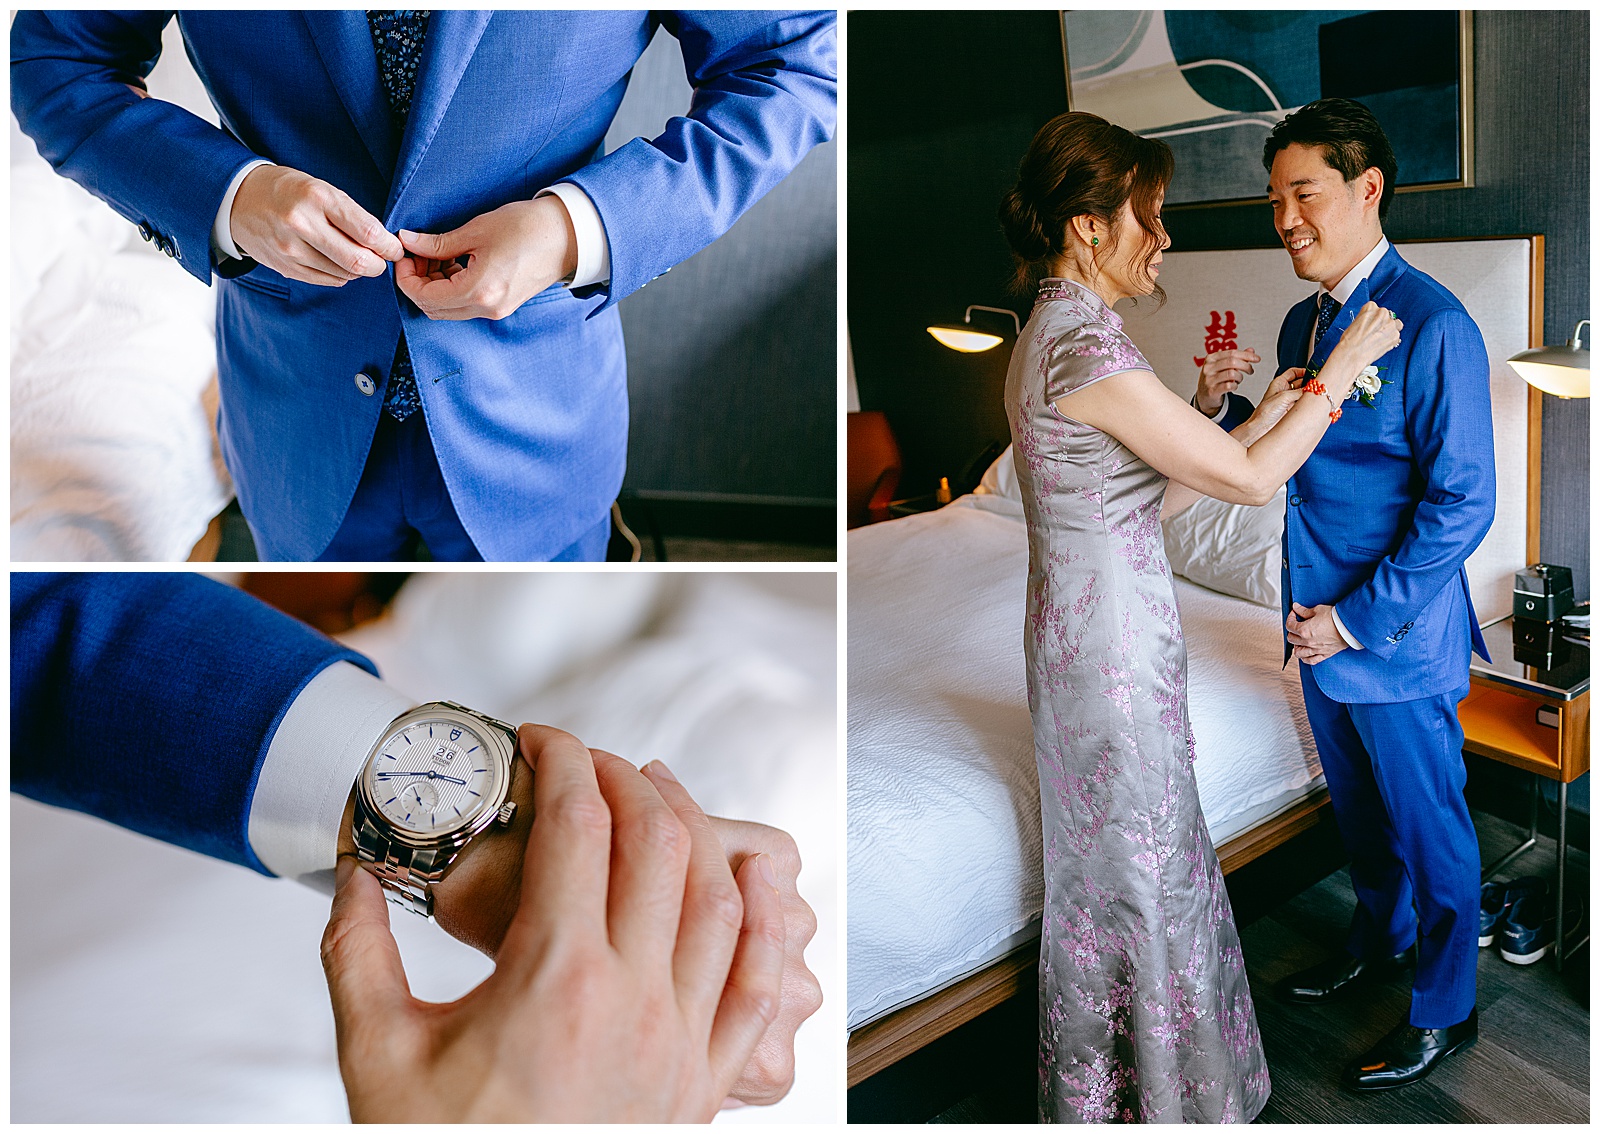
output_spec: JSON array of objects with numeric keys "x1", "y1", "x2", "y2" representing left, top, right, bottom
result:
[
  {"x1": 1314, "y1": 292, "x2": 1342, "y2": 351},
  {"x1": 367, "y1": 10, "x2": 431, "y2": 421}
]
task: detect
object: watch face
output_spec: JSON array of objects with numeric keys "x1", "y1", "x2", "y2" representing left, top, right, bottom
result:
[{"x1": 364, "y1": 716, "x2": 504, "y2": 838}]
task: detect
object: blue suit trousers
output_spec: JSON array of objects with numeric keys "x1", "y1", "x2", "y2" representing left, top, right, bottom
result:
[
  {"x1": 314, "y1": 414, "x2": 608, "y2": 563},
  {"x1": 1300, "y1": 671, "x2": 1479, "y2": 1028}
]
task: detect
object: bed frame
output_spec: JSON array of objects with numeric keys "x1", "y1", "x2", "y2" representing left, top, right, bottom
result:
[{"x1": 849, "y1": 235, "x2": 1546, "y2": 1089}]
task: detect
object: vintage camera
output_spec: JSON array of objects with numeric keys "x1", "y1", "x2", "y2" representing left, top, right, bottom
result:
[{"x1": 1513, "y1": 563, "x2": 1575, "y2": 623}]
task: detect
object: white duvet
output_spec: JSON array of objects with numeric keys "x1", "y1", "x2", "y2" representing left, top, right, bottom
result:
[
  {"x1": 10, "y1": 119, "x2": 230, "y2": 562},
  {"x1": 11, "y1": 572, "x2": 839, "y2": 1123},
  {"x1": 847, "y1": 494, "x2": 1320, "y2": 1029}
]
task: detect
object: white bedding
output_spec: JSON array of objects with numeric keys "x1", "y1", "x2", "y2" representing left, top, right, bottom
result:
[
  {"x1": 10, "y1": 118, "x2": 231, "y2": 562},
  {"x1": 846, "y1": 495, "x2": 1321, "y2": 1029},
  {"x1": 11, "y1": 573, "x2": 839, "y2": 1123}
]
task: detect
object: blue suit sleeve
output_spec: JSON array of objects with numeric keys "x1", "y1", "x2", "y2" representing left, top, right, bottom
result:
[
  {"x1": 1217, "y1": 394, "x2": 1254, "y2": 433},
  {"x1": 562, "y1": 10, "x2": 836, "y2": 312},
  {"x1": 1331, "y1": 308, "x2": 1496, "y2": 659},
  {"x1": 11, "y1": 573, "x2": 379, "y2": 874},
  {"x1": 10, "y1": 11, "x2": 263, "y2": 285}
]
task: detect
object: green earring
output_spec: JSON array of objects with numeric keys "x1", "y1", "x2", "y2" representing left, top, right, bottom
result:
[{"x1": 1091, "y1": 237, "x2": 1099, "y2": 246}]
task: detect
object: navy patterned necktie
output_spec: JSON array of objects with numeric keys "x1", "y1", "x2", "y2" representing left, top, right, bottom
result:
[
  {"x1": 367, "y1": 10, "x2": 431, "y2": 421},
  {"x1": 1313, "y1": 292, "x2": 1342, "y2": 352}
]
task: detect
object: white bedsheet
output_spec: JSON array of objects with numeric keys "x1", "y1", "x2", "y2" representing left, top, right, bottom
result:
[
  {"x1": 10, "y1": 119, "x2": 230, "y2": 562},
  {"x1": 846, "y1": 496, "x2": 1320, "y2": 1029},
  {"x1": 12, "y1": 573, "x2": 839, "y2": 1123}
]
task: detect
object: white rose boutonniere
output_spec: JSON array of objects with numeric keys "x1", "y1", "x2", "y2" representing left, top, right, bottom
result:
[{"x1": 1346, "y1": 364, "x2": 1392, "y2": 408}]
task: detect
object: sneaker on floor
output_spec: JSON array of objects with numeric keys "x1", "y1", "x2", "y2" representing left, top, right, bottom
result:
[
  {"x1": 1499, "y1": 885, "x2": 1579, "y2": 965},
  {"x1": 1480, "y1": 876, "x2": 1545, "y2": 947}
]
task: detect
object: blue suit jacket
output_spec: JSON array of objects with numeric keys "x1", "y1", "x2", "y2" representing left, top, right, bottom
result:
[
  {"x1": 11, "y1": 12, "x2": 837, "y2": 560},
  {"x1": 12, "y1": 573, "x2": 375, "y2": 874},
  {"x1": 1257, "y1": 245, "x2": 1494, "y2": 703}
]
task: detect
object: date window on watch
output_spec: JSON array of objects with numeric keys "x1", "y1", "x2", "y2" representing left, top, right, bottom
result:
[{"x1": 431, "y1": 743, "x2": 458, "y2": 766}]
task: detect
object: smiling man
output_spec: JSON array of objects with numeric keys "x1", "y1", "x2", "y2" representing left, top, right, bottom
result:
[{"x1": 1197, "y1": 97, "x2": 1496, "y2": 1092}]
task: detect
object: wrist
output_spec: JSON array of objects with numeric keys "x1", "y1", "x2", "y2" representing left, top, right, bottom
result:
[{"x1": 429, "y1": 751, "x2": 535, "y2": 956}]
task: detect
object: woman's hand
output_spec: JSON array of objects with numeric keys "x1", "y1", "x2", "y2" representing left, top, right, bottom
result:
[
  {"x1": 1240, "y1": 367, "x2": 1305, "y2": 437},
  {"x1": 1323, "y1": 301, "x2": 1402, "y2": 394},
  {"x1": 322, "y1": 725, "x2": 784, "y2": 1122}
]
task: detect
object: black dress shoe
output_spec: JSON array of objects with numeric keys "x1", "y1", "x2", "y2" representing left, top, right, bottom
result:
[
  {"x1": 1276, "y1": 945, "x2": 1416, "y2": 1004},
  {"x1": 1342, "y1": 1008, "x2": 1478, "y2": 1091}
]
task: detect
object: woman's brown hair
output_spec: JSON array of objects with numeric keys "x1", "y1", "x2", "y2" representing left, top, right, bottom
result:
[{"x1": 998, "y1": 111, "x2": 1174, "y2": 298}]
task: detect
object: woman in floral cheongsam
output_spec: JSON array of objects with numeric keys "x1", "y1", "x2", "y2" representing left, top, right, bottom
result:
[{"x1": 996, "y1": 112, "x2": 1402, "y2": 1122}]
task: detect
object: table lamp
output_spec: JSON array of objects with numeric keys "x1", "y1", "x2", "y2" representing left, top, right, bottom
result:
[
  {"x1": 1508, "y1": 319, "x2": 1589, "y2": 398},
  {"x1": 927, "y1": 305, "x2": 1021, "y2": 353}
]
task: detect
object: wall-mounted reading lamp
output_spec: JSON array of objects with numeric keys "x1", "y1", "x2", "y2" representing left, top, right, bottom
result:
[
  {"x1": 927, "y1": 305, "x2": 1022, "y2": 353},
  {"x1": 1508, "y1": 319, "x2": 1590, "y2": 399}
]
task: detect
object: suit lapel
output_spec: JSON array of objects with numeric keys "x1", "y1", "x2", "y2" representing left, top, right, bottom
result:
[
  {"x1": 389, "y1": 9, "x2": 494, "y2": 215},
  {"x1": 1308, "y1": 242, "x2": 1409, "y2": 372},
  {"x1": 1308, "y1": 277, "x2": 1371, "y2": 373},
  {"x1": 302, "y1": 12, "x2": 398, "y2": 183},
  {"x1": 1363, "y1": 242, "x2": 1409, "y2": 309}
]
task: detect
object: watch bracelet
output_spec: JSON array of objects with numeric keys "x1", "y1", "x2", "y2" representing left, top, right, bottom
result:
[{"x1": 355, "y1": 701, "x2": 521, "y2": 918}]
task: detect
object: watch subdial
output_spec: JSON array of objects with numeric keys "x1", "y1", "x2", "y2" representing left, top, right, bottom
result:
[{"x1": 400, "y1": 781, "x2": 440, "y2": 816}]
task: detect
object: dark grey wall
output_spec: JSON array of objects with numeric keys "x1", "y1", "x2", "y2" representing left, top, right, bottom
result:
[
  {"x1": 850, "y1": 11, "x2": 1588, "y2": 593},
  {"x1": 611, "y1": 28, "x2": 836, "y2": 506}
]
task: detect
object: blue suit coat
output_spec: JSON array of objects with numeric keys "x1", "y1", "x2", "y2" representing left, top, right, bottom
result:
[
  {"x1": 1262, "y1": 244, "x2": 1494, "y2": 703},
  {"x1": 11, "y1": 12, "x2": 837, "y2": 560},
  {"x1": 12, "y1": 573, "x2": 375, "y2": 874}
]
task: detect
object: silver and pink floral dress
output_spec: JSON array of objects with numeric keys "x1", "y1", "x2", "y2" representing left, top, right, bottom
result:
[{"x1": 1004, "y1": 278, "x2": 1269, "y2": 1123}]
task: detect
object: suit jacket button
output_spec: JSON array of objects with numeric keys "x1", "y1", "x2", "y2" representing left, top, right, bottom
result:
[
  {"x1": 137, "y1": 221, "x2": 152, "y2": 242},
  {"x1": 1282, "y1": 556, "x2": 1289, "y2": 568},
  {"x1": 354, "y1": 371, "x2": 377, "y2": 396},
  {"x1": 1289, "y1": 493, "x2": 1301, "y2": 506}
]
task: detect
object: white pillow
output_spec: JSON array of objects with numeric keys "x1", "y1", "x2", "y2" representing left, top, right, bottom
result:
[
  {"x1": 976, "y1": 444, "x2": 1022, "y2": 501},
  {"x1": 979, "y1": 444, "x2": 1282, "y2": 607},
  {"x1": 1162, "y1": 487, "x2": 1286, "y2": 608}
]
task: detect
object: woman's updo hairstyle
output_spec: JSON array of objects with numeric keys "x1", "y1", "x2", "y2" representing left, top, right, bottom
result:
[{"x1": 999, "y1": 111, "x2": 1174, "y2": 298}]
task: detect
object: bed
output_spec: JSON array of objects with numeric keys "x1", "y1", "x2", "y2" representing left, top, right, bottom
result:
[
  {"x1": 11, "y1": 572, "x2": 839, "y2": 1123},
  {"x1": 847, "y1": 236, "x2": 1541, "y2": 1085}
]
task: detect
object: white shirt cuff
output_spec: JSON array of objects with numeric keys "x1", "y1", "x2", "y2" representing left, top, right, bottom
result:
[
  {"x1": 213, "y1": 158, "x2": 274, "y2": 262},
  {"x1": 246, "y1": 660, "x2": 416, "y2": 893},
  {"x1": 537, "y1": 181, "x2": 611, "y2": 287},
  {"x1": 1330, "y1": 605, "x2": 1365, "y2": 651},
  {"x1": 1193, "y1": 391, "x2": 1231, "y2": 421}
]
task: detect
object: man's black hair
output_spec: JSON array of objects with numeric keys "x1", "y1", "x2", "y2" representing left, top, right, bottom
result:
[{"x1": 1263, "y1": 97, "x2": 1397, "y2": 220}]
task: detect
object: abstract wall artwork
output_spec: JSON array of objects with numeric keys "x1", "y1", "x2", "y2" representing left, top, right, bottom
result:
[{"x1": 1063, "y1": 11, "x2": 1474, "y2": 206}]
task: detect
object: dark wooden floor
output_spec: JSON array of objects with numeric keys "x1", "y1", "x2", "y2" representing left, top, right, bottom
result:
[
  {"x1": 850, "y1": 808, "x2": 1589, "y2": 1123},
  {"x1": 1248, "y1": 811, "x2": 1588, "y2": 1124}
]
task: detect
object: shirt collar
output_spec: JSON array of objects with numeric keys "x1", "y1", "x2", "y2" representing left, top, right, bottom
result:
[{"x1": 1324, "y1": 236, "x2": 1390, "y2": 306}]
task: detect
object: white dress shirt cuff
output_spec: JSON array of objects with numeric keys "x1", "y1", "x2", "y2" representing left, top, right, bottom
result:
[
  {"x1": 213, "y1": 158, "x2": 274, "y2": 262},
  {"x1": 537, "y1": 181, "x2": 611, "y2": 287},
  {"x1": 1330, "y1": 606, "x2": 1366, "y2": 651},
  {"x1": 1194, "y1": 391, "x2": 1232, "y2": 422},
  {"x1": 247, "y1": 660, "x2": 416, "y2": 892}
]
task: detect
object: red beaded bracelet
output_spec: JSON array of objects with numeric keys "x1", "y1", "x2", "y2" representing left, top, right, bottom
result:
[{"x1": 1303, "y1": 377, "x2": 1341, "y2": 422}]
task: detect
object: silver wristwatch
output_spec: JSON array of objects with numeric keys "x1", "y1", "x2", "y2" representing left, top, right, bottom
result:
[{"x1": 352, "y1": 700, "x2": 521, "y2": 917}]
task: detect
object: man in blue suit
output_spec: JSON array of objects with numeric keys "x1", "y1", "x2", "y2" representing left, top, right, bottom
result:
[
  {"x1": 12, "y1": 571, "x2": 820, "y2": 1113},
  {"x1": 11, "y1": 12, "x2": 837, "y2": 561},
  {"x1": 1195, "y1": 99, "x2": 1495, "y2": 1090}
]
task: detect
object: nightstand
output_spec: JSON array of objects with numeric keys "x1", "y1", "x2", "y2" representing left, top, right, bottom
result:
[{"x1": 1459, "y1": 614, "x2": 1589, "y2": 969}]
